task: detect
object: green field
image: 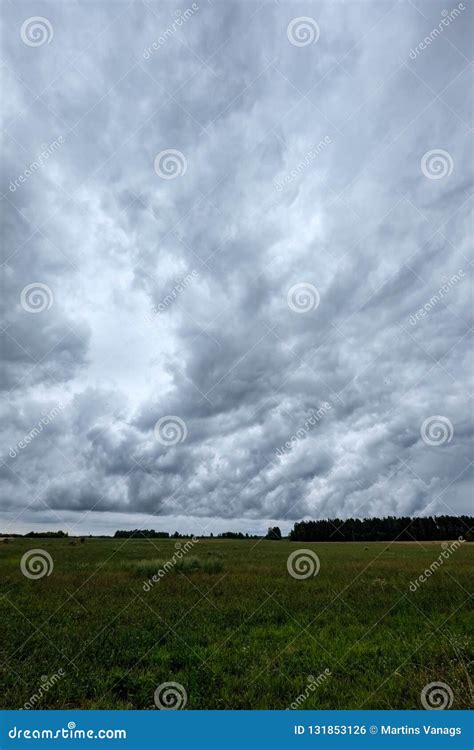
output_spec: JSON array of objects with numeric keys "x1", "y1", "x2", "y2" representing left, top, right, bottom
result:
[{"x1": 0, "y1": 538, "x2": 472, "y2": 709}]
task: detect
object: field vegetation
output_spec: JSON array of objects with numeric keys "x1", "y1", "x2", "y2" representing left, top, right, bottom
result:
[{"x1": 0, "y1": 537, "x2": 472, "y2": 709}]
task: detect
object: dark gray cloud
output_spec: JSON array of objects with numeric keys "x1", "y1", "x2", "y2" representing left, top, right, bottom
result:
[{"x1": 1, "y1": 0, "x2": 472, "y2": 535}]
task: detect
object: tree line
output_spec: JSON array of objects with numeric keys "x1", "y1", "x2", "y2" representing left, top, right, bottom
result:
[
  {"x1": 3, "y1": 516, "x2": 472, "y2": 541},
  {"x1": 288, "y1": 515, "x2": 473, "y2": 542},
  {"x1": 114, "y1": 529, "x2": 175, "y2": 538}
]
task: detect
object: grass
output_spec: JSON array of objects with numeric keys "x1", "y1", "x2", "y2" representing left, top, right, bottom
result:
[
  {"x1": 116, "y1": 555, "x2": 224, "y2": 577},
  {"x1": 0, "y1": 537, "x2": 472, "y2": 709}
]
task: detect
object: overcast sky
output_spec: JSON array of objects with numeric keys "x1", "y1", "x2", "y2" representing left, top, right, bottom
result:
[{"x1": 1, "y1": 0, "x2": 472, "y2": 536}]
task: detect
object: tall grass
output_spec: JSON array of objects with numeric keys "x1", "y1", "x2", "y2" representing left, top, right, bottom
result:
[{"x1": 115, "y1": 555, "x2": 224, "y2": 577}]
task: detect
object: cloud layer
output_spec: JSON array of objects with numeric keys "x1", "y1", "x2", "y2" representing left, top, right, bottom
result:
[{"x1": 1, "y1": 1, "x2": 472, "y2": 534}]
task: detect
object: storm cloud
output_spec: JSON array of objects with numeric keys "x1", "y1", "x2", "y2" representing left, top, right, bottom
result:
[{"x1": 1, "y1": 0, "x2": 472, "y2": 535}]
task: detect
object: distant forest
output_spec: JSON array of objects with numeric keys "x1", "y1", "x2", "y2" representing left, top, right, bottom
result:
[
  {"x1": 4, "y1": 515, "x2": 472, "y2": 541},
  {"x1": 288, "y1": 515, "x2": 473, "y2": 542},
  {"x1": 114, "y1": 529, "x2": 173, "y2": 539}
]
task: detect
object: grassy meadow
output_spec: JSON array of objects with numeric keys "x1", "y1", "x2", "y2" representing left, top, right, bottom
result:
[{"x1": 0, "y1": 537, "x2": 472, "y2": 709}]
